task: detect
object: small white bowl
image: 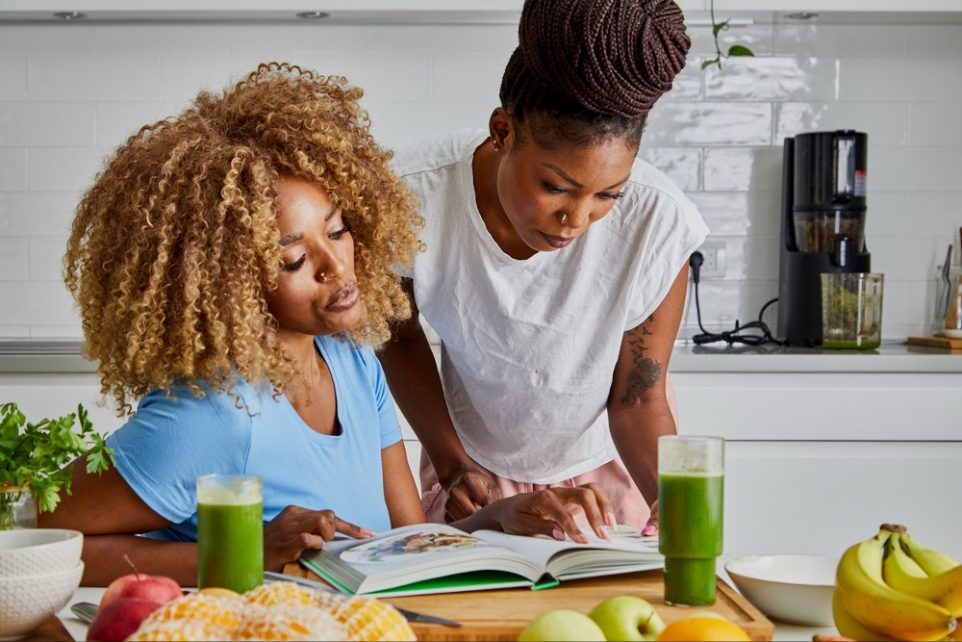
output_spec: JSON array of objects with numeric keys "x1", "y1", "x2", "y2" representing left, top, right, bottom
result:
[
  {"x1": 0, "y1": 528, "x2": 83, "y2": 577},
  {"x1": 725, "y1": 554, "x2": 837, "y2": 626},
  {"x1": 0, "y1": 561, "x2": 84, "y2": 638}
]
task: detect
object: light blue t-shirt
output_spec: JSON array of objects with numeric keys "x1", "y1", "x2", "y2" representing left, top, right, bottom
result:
[{"x1": 106, "y1": 335, "x2": 402, "y2": 541}]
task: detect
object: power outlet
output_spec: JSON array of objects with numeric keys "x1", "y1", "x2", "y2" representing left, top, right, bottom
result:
[{"x1": 698, "y1": 242, "x2": 726, "y2": 277}]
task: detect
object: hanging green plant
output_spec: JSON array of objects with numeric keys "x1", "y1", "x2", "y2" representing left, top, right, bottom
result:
[{"x1": 702, "y1": 0, "x2": 755, "y2": 70}]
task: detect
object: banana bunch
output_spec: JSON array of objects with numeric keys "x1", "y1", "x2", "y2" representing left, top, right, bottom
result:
[{"x1": 834, "y1": 524, "x2": 962, "y2": 641}]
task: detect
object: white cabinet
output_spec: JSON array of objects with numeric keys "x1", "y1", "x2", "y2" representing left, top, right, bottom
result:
[
  {"x1": 725, "y1": 441, "x2": 962, "y2": 560},
  {"x1": 672, "y1": 361, "x2": 962, "y2": 561}
]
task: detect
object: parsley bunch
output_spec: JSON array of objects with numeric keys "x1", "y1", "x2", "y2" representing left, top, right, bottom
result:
[{"x1": 0, "y1": 402, "x2": 114, "y2": 514}]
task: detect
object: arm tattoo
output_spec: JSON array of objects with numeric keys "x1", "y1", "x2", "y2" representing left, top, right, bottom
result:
[{"x1": 619, "y1": 314, "x2": 663, "y2": 406}]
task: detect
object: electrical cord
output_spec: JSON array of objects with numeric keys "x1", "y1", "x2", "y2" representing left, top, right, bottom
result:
[{"x1": 688, "y1": 251, "x2": 784, "y2": 346}]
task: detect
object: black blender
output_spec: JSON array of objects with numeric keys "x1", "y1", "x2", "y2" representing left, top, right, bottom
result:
[{"x1": 777, "y1": 130, "x2": 871, "y2": 346}]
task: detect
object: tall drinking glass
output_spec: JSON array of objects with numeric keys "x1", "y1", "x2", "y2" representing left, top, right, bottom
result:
[
  {"x1": 196, "y1": 474, "x2": 263, "y2": 592},
  {"x1": 658, "y1": 436, "x2": 724, "y2": 606}
]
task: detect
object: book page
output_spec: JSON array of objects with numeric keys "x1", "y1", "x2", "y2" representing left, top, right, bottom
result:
[
  {"x1": 303, "y1": 523, "x2": 544, "y2": 594},
  {"x1": 473, "y1": 527, "x2": 661, "y2": 574}
]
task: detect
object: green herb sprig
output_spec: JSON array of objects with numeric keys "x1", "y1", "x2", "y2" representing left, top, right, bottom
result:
[
  {"x1": 702, "y1": 0, "x2": 755, "y2": 70},
  {"x1": 0, "y1": 402, "x2": 114, "y2": 513}
]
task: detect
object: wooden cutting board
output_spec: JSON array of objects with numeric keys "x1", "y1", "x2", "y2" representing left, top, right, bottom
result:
[
  {"x1": 907, "y1": 336, "x2": 962, "y2": 351},
  {"x1": 284, "y1": 564, "x2": 775, "y2": 641}
]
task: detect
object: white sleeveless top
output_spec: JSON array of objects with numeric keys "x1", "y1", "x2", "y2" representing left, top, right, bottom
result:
[{"x1": 392, "y1": 129, "x2": 709, "y2": 483}]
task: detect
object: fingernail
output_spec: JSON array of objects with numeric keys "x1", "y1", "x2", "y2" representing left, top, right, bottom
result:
[
  {"x1": 607, "y1": 512, "x2": 618, "y2": 528},
  {"x1": 552, "y1": 528, "x2": 565, "y2": 541},
  {"x1": 641, "y1": 525, "x2": 656, "y2": 536},
  {"x1": 360, "y1": 529, "x2": 376, "y2": 537}
]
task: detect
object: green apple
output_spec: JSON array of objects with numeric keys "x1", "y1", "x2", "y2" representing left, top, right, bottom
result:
[
  {"x1": 588, "y1": 595, "x2": 666, "y2": 641},
  {"x1": 518, "y1": 609, "x2": 607, "y2": 641}
]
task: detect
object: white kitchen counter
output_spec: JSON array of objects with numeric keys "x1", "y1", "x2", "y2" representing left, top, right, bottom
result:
[
  {"x1": 670, "y1": 340, "x2": 962, "y2": 373},
  {"x1": 2, "y1": 339, "x2": 960, "y2": 373}
]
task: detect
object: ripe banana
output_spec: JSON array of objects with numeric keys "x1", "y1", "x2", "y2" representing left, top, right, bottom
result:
[
  {"x1": 884, "y1": 532, "x2": 962, "y2": 616},
  {"x1": 835, "y1": 529, "x2": 958, "y2": 641},
  {"x1": 832, "y1": 589, "x2": 896, "y2": 641},
  {"x1": 901, "y1": 532, "x2": 961, "y2": 576}
]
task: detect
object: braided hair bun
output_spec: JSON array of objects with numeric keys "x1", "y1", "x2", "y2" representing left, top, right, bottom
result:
[{"x1": 500, "y1": 0, "x2": 690, "y2": 136}]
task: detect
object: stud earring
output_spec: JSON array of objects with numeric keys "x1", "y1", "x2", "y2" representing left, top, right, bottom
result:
[{"x1": 492, "y1": 140, "x2": 500, "y2": 151}]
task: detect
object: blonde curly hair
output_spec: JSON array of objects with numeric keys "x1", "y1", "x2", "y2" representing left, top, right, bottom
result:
[{"x1": 64, "y1": 62, "x2": 423, "y2": 414}]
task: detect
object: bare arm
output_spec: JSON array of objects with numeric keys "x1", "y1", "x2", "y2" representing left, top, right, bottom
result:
[
  {"x1": 40, "y1": 458, "x2": 376, "y2": 586},
  {"x1": 606, "y1": 263, "x2": 689, "y2": 515},
  {"x1": 38, "y1": 458, "x2": 197, "y2": 586},
  {"x1": 381, "y1": 441, "x2": 427, "y2": 528},
  {"x1": 378, "y1": 278, "x2": 500, "y2": 519}
]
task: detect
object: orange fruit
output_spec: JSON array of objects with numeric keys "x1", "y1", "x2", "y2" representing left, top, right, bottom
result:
[{"x1": 656, "y1": 616, "x2": 751, "y2": 641}]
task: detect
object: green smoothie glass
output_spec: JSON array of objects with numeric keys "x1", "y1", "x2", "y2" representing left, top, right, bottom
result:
[
  {"x1": 658, "y1": 435, "x2": 724, "y2": 606},
  {"x1": 196, "y1": 474, "x2": 263, "y2": 593}
]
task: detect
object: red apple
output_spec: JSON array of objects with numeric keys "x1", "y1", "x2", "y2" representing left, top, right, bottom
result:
[
  {"x1": 99, "y1": 573, "x2": 182, "y2": 610},
  {"x1": 86, "y1": 597, "x2": 161, "y2": 642}
]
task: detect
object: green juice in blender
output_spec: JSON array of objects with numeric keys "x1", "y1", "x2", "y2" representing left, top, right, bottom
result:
[{"x1": 658, "y1": 472, "x2": 724, "y2": 606}]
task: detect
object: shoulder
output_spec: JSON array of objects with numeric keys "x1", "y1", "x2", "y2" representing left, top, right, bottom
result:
[
  {"x1": 611, "y1": 158, "x2": 709, "y2": 238},
  {"x1": 390, "y1": 129, "x2": 487, "y2": 180},
  {"x1": 625, "y1": 158, "x2": 698, "y2": 214},
  {"x1": 315, "y1": 334, "x2": 381, "y2": 384},
  {"x1": 128, "y1": 380, "x2": 258, "y2": 436}
]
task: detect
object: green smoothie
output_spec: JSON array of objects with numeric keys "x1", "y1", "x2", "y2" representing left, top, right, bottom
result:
[
  {"x1": 823, "y1": 338, "x2": 881, "y2": 350},
  {"x1": 658, "y1": 472, "x2": 724, "y2": 606},
  {"x1": 197, "y1": 500, "x2": 264, "y2": 593}
]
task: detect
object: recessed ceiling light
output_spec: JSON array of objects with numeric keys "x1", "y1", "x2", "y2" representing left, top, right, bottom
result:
[
  {"x1": 295, "y1": 11, "x2": 330, "y2": 20},
  {"x1": 52, "y1": 11, "x2": 86, "y2": 20},
  {"x1": 786, "y1": 12, "x2": 819, "y2": 20}
]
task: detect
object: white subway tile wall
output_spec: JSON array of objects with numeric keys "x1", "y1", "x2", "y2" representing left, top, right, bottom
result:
[{"x1": 0, "y1": 20, "x2": 959, "y2": 340}]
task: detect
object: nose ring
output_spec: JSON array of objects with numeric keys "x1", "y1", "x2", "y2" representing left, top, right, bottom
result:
[{"x1": 560, "y1": 213, "x2": 568, "y2": 225}]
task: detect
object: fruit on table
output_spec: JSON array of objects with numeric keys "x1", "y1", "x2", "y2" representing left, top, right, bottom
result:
[
  {"x1": 98, "y1": 572, "x2": 182, "y2": 610},
  {"x1": 125, "y1": 580, "x2": 415, "y2": 642},
  {"x1": 588, "y1": 595, "x2": 665, "y2": 641},
  {"x1": 86, "y1": 597, "x2": 165, "y2": 642},
  {"x1": 834, "y1": 524, "x2": 960, "y2": 641},
  {"x1": 517, "y1": 609, "x2": 607, "y2": 641},
  {"x1": 655, "y1": 614, "x2": 750, "y2": 641}
]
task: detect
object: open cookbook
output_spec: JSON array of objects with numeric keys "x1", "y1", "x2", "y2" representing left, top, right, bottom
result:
[{"x1": 299, "y1": 522, "x2": 662, "y2": 597}]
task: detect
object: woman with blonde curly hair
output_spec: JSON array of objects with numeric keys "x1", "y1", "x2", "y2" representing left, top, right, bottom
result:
[{"x1": 42, "y1": 63, "x2": 614, "y2": 586}]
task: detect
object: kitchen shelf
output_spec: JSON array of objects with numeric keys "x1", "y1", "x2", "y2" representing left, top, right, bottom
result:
[{"x1": 0, "y1": 0, "x2": 959, "y2": 23}]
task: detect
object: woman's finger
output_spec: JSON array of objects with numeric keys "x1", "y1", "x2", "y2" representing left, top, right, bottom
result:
[
  {"x1": 297, "y1": 531, "x2": 327, "y2": 552},
  {"x1": 334, "y1": 516, "x2": 375, "y2": 539},
  {"x1": 535, "y1": 491, "x2": 587, "y2": 544},
  {"x1": 445, "y1": 485, "x2": 478, "y2": 520},
  {"x1": 464, "y1": 472, "x2": 497, "y2": 507},
  {"x1": 565, "y1": 486, "x2": 608, "y2": 541},
  {"x1": 581, "y1": 482, "x2": 616, "y2": 529}
]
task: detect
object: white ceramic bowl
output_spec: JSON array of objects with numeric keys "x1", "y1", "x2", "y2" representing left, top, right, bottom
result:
[
  {"x1": 0, "y1": 528, "x2": 83, "y2": 577},
  {"x1": 725, "y1": 554, "x2": 837, "y2": 626},
  {"x1": 0, "y1": 561, "x2": 84, "y2": 637}
]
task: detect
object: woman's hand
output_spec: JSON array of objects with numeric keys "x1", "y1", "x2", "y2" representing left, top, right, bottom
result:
[
  {"x1": 442, "y1": 459, "x2": 503, "y2": 522},
  {"x1": 490, "y1": 484, "x2": 615, "y2": 544},
  {"x1": 642, "y1": 499, "x2": 659, "y2": 536},
  {"x1": 263, "y1": 505, "x2": 374, "y2": 572}
]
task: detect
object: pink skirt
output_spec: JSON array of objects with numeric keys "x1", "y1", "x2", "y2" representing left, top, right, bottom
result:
[
  {"x1": 419, "y1": 375, "x2": 678, "y2": 529},
  {"x1": 420, "y1": 451, "x2": 652, "y2": 528}
]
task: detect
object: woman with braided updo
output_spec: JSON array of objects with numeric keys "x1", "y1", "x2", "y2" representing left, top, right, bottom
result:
[
  {"x1": 380, "y1": 0, "x2": 709, "y2": 535},
  {"x1": 42, "y1": 63, "x2": 616, "y2": 586}
]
